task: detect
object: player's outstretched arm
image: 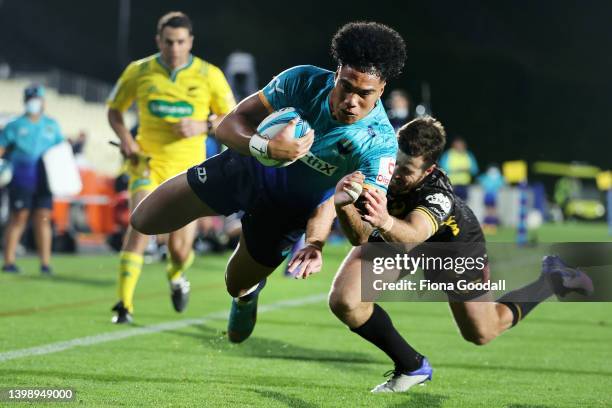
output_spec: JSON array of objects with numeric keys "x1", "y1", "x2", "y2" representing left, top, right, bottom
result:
[
  {"x1": 216, "y1": 92, "x2": 314, "y2": 161},
  {"x1": 334, "y1": 172, "x2": 373, "y2": 246},
  {"x1": 288, "y1": 197, "x2": 336, "y2": 279},
  {"x1": 361, "y1": 189, "x2": 433, "y2": 243}
]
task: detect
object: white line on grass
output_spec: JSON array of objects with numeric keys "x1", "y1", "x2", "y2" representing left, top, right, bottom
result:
[{"x1": 0, "y1": 293, "x2": 327, "y2": 363}]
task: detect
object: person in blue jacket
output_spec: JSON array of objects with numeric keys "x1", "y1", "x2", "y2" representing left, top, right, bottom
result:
[{"x1": 0, "y1": 84, "x2": 64, "y2": 274}]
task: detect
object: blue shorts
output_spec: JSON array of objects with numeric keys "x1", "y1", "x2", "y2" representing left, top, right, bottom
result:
[
  {"x1": 484, "y1": 192, "x2": 497, "y2": 207},
  {"x1": 9, "y1": 186, "x2": 52, "y2": 211},
  {"x1": 186, "y1": 150, "x2": 310, "y2": 268}
]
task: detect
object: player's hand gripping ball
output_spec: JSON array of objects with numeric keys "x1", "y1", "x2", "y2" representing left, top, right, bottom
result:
[{"x1": 255, "y1": 107, "x2": 311, "y2": 167}]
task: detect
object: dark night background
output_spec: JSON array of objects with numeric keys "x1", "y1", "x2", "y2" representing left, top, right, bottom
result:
[{"x1": 0, "y1": 0, "x2": 609, "y2": 169}]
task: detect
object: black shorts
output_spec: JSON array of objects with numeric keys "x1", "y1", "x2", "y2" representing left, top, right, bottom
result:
[
  {"x1": 186, "y1": 150, "x2": 310, "y2": 268},
  {"x1": 9, "y1": 185, "x2": 52, "y2": 211}
]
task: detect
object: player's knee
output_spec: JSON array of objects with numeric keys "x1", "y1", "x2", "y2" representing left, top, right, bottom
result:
[
  {"x1": 460, "y1": 327, "x2": 495, "y2": 346},
  {"x1": 226, "y1": 284, "x2": 240, "y2": 298},
  {"x1": 225, "y1": 279, "x2": 251, "y2": 298},
  {"x1": 13, "y1": 210, "x2": 29, "y2": 224},
  {"x1": 130, "y1": 207, "x2": 153, "y2": 235},
  {"x1": 328, "y1": 291, "x2": 360, "y2": 320},
  {"x1": 167, "y1": 241, "x2": 188, "y2": 262}
]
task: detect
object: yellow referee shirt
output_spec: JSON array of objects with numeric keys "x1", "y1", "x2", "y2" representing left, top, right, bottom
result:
[
  {"x1": 107, "y1": 53, "x2": 235, "y2": 160},
  {"x1": 108, "y1": 53, "x2": 235, "y2": 192}
]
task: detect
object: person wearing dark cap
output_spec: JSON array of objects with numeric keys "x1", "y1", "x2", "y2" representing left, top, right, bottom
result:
[{"x1": 0, "y1": 84, "x2": 64, "y2": 274}]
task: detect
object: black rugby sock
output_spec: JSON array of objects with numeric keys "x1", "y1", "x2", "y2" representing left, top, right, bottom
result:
[
  {"x1": 497, "y1": 274, "x2": 553, "y2": 326},
  {"x1": 350, "y1": 304, "x2": 423, "y2": 372}
]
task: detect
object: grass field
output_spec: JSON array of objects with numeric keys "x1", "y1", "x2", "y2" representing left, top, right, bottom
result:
[{"x1": 1, "y1": 223, "x2": 611, "y2": 407}]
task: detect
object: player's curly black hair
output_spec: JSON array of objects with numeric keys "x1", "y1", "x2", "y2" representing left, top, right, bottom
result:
[
  {"x1": 331, "y1": 22, "x2": 406, "y2": 80},
  {"x1": 398, "y1": 116, "x2": 447, "y2": 168}
]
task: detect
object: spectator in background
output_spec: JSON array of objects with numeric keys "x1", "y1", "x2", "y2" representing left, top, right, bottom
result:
[
  {"x1": 478, "y1": 164, "x2": 505, "y2": 233},
  {"x1": 225, "y1": 52, "x2": 258, "y2": 103},
  {"x1": 70, "y1": 130, "x2": 87, "y2": 155},
  {"x1": 386, "y1": 89, "x2": 411, "y2": 131},
  {"x1": 0, "y1": 84, "x2": 64, "y2": 274},
  {"x1": 439, "y1": 137, "x2": 479, "y2": 201},
  {"x1": 70, "y1": 130, "x2": 89, "y2": 168}
]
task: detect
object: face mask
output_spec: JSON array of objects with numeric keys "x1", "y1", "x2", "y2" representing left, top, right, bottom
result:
[
  {"x1": 391, "y1": 108, "x2": 408, "y2": 120},
  {"x1": 25, "y1": 98, "x2": 43, "y2": 115}
]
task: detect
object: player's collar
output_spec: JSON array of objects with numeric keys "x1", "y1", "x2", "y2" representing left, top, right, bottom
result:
[{"x1": 155, "y1": 53, "x2": 194, "y2": 81}]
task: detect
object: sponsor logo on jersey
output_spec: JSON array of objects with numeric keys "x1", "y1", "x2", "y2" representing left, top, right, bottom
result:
[
  {"x1": 268, "y1": 77, "x2": 284, "y2": 94},
  {"x1": 441, "y1": 215, "x2": 460, "y2": 236},
  {"x1": 196, "y1": 166, "x2": 207, "y2": 184},
  {"x1": 336, "y1": 138, "x2": 354, "y2": 155},
  {"x1": 44, "y1": 126, "x2": 55, "y2": 139},
  {"x1": 299, "y1": 152, "x2": 338, "y2": 176},
  {"x1": 148, "y1": 100, "x2": 194, "y2": 118},
  {"x1": 376, "y1": 157, "x2": 395, "y2": 187},
  {"x1": 427, "y1": 206, "x2": 446, "y2": 219},
  {"x1": 425, "y1": 193, "x2": 452, "y2": 215}
]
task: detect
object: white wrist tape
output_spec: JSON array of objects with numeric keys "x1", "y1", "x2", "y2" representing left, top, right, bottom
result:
[
  {"x1": 344, "y1": 181, "x2": 363, "y2": 203},
  {"x1": 249, "y1": 133, "x2": 269, "y2": 159},
  {"x1": 380, "y1": 216, "x2": 394, "y2": 233}
]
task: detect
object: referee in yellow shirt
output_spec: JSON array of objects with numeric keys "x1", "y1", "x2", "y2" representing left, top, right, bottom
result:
[{"x1": 107, "y1": 11, "x2": 235, "y2": 323}]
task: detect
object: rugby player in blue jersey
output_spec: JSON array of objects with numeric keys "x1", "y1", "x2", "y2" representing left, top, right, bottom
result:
[{"x1": 130, "y1": 22, "x2": 407, "y2": 342}]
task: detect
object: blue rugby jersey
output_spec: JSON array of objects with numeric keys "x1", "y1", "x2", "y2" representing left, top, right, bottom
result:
[
  {"x1": 254, "y1": 65, "x2": 397, "y2": 209},
  {"x1": 0, "y1": 114, "x2": 64, "y2": 189}
]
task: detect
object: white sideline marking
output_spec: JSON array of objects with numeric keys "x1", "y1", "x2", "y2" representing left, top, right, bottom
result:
[{"x1": 0, "y1": 293, "x2": 327, "y2": 363}]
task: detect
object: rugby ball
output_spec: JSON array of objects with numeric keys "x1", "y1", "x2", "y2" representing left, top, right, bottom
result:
[
  {"x1": 0, "y1": 158, "x2": 13, "y2": 188},
  {"x1": 255, "y1": 107, "x2": 311, "y2": 167}
]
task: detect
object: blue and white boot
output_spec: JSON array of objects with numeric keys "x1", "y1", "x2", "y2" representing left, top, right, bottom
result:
[
  {"x1": 371, "y1": 357, "x2": 433, "y2": 393},
  {"x1": 542, "y1": 255, "x2": 594, "y2": 297}
]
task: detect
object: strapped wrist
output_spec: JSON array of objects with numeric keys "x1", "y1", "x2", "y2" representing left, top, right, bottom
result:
[
  {"x1": 249, "y1": 133, "x2": 269, "y2": 159},
  {"x1": 379, "y1": 216, "x2": 394, "y2": 233},
  {"x1": 305, "y1": 241, "x2": 324, "y2": 251}
]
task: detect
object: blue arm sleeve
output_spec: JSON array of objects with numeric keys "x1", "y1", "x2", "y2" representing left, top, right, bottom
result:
[
  {"x1": 53, "y1": 121, "x2": 65, "y2": 145},
  {"x1": 0, "y1": 123, "x2": 14, "y2": 148}
]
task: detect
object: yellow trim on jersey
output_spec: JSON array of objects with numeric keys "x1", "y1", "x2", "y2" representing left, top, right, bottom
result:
[
  {"x1": 413, "y1": 206, "x2": 439, "y2": 234},
  {"x1": 258, "y1": 91, "x2": 274, "y2": 113},
  {"x1": 514, "y1": 302, "x2": 523, "y2": 321}
]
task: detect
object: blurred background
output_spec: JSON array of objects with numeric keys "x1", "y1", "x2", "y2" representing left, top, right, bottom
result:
[{"x1": 0, "y1": 0, "x2": 610, "y2": 256}]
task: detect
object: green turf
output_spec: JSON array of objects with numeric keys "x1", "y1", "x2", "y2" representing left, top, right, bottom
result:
[{"x1": 0, "y1": 223, "x2": 611, "y2": 407}]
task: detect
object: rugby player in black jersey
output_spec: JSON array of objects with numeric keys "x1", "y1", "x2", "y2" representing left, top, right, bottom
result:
[{"x1": 329, "y1": 116, "x2": 593, "y2": 392}]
